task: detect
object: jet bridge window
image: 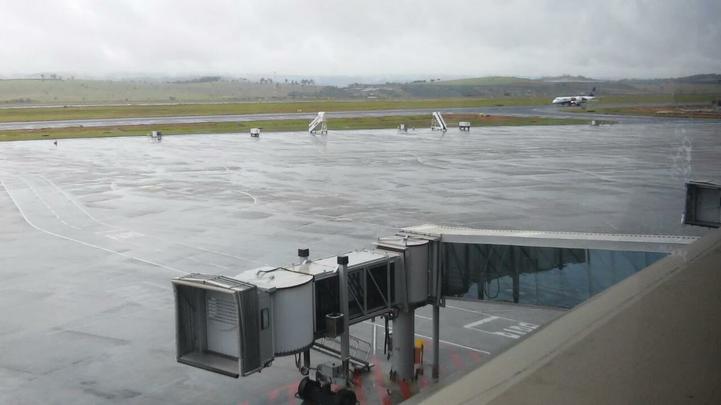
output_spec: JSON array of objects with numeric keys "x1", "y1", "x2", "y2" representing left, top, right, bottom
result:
[
  {"x1": 260, "y1": 308, "x2": 270, "y2": 330},
  {"x1": 314, "y1": 276, "x2": 340, "y2": 337},
  {"x1": 366, "y1": 262, "x2": 395, "y2": 310}
]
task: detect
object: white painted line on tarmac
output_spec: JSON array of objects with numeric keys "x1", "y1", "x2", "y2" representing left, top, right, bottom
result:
[
  {"x1": 363, "y1": 321, "x2": 491, "y2": 355},
  {"x1": 2, "y1": 180, "x2": 185, "y2": 275},
  {"x1": 463, "y1": 316, "x2": 500, "y2": 329},
  {"x1": 238, "y1": 191, "x2": 258, "y2": 205},
  {"x1": 464, "y1": 328, "x2": 522, "y2": 340},
  {"x1": 464, "y1": 318, "x2": 540, "y2": 340},
  {"x1": 39, "y1": 174, "x2": 121, "y2": 230},
  {"x1": 446, "y1": 304, "x2": 539, "y2": 327},
  {"x1": 40, "y1": 174, "x2": 254, "y2": 265},
  {"x1": 20, "y1": 176, "x2": 81, "y2": 231},
  {"x1": 415, "y1": 332, "x2": 491, "y2": 355}
]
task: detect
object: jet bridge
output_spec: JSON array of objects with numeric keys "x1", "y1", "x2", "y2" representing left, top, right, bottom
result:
[
  {"x1": 172, "y1": 243, "x2": 432, "y2": 382},
  {"x1": 400, "y1": 224, "x2": 696, "y2": 308},
  {"x1": 171, "y1": 225, "x2": 695, "y2": 401}
]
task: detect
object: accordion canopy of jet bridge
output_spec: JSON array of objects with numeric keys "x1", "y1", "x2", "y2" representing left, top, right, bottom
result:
[{"x1": 400, "y1": 225, "x2": 697, "y2": 308}]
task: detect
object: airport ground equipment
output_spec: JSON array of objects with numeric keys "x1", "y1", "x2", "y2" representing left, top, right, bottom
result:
[
  {"x1": 458, "y1": 121, "x2": 471, "y2": 131},
  {"x1": 309, "y1": 112, "x2": 328, "y2": 134},
  {"x1": 149, "y1": 130, "x2": 162, "y2": 142},
  {"x1": 250, "y1": 128, "x2": 261, "y2": 138},
  {"x1": 399, "y1": 123, "x2": 407, "y2": 133},
  {"x1": 172, "y1": 226, "x2": 694, "y2": 398},
  {"x1": 431, "y1": 112, "x2": 448, "y2": 132},
  {"x1": 297, "y1": 376, "x2": 357, "y2": 405},
  {"x1": 683, "y1": 181, "x2": 721, "y2": 228}
]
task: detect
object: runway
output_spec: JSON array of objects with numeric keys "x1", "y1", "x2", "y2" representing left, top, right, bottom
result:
[{"x1": 0, "y1": 104, "x2": 715, "y2": 131}]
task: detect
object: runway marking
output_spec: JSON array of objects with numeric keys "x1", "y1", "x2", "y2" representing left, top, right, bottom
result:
[
  {"x1": 104, "y1": 231, "x2": 145, "y2": 241},
  {"x1": 39, "y1": 174, "x2": 122, "y2": 230},
  {"x1": 1, "y1": 180, "x2": 185, "y2": 275},
  {"x1": 364, "y1": 321, "x2": 491, "y2": 355},
  {"x1": 464, "y1": 317, "x2": 539, "y2": 340},
  {"x1": 463, "y1": 316, "x2": 500, "y2": 328},
  {"x1": 414, "y1": 332, "x2": 490, "y2": 355},
  {"x1": 238, "y1": 191, "x2": 258, "y2": 205},
  {"x1": 445, "y1": 304, "x2": 539, "y2": 326},
  {"x1": 39, "y1": 174, "x2": 256, "y2": 265},
  {"x1": 19, "y1": 177, "x2": 81, "y2": 231}
]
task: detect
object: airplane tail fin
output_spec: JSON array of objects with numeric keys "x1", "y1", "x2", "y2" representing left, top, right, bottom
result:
[{"x1": 589, "y1": 87, "x2": 597, "y2": 97}]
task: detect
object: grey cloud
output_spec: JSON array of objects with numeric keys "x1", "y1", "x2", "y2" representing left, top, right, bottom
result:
[{"x1": 0, "y1": 0, "x2": 719, "y2": 78}]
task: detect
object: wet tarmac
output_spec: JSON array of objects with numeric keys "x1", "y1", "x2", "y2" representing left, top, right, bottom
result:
[{"x1": 1, "y1": 122, "x2": 720, "y2": 404}]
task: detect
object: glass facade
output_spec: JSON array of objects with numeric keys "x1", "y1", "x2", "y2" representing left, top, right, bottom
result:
[{"x1": 442, "y1": 243, "x2": 667, "y2": 308}]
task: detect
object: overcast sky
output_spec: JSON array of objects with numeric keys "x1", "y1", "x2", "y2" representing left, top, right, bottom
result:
[{"x1": 1, "y1": 0, "x2": 720, "y2": 79}]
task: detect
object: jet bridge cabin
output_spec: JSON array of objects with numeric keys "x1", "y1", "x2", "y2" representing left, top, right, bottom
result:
[{"x1": 172, "y1": 274, "x2": 273, "y2": 378}]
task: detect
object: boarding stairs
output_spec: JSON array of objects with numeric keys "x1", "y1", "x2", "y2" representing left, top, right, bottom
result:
[
  {"x1": 431, "y1": 112, "x2": 447, "y2": 132},
  {"x1": 309, "y1": 112, "x2": 328, "y2": 134}
]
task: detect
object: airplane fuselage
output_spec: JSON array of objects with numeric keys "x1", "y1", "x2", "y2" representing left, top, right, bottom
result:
[
  {"x1": 552, "y1": 95, "x2": 596, "y2": 106},
  {"x1": 551, "y1": 96, "x2": 596, "y2": 105}
]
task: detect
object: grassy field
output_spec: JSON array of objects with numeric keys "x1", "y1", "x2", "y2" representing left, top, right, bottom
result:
[
  {"x1": 1, "y1": 94, "x2": 709, "y2": 123},
  {"x1": 0, "y1": 114, "x2": 591, "y2": 142},
  {"x1": 593, "y1": 94, "x2": 719, "y2": 105},
  {"x1": 0, "y1": 79, "x2": 324, "y2": 104},
  {"x1": 3, "y1": 76, "x2": 718, "y2": 108},
  {"x1": 576, "y1": 104, "x2": 721, "y2": 119}
]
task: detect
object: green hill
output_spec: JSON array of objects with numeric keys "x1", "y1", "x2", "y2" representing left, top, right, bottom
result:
[{"x1": 434, "y1": 76, "x2": 535, "y2": 86}]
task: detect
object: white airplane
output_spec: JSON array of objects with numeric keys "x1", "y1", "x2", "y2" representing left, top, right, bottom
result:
[{"x1": 552, "y1": 87, "x2": 597, "y2": 106}]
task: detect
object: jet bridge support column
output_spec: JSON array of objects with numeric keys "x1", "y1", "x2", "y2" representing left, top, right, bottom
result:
[
  {"x1": 432, "y1": 303, "x2": 440, "y2": 380},
  {"x1": 432, "y1": 240, "x2": 441, "y2": 380},
  {"x1": 337, "y1": 255, "x2": 350, "y2": 386},
  {"x1": 392, "y1": 309, "x2": 415, "y2": 381}
]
